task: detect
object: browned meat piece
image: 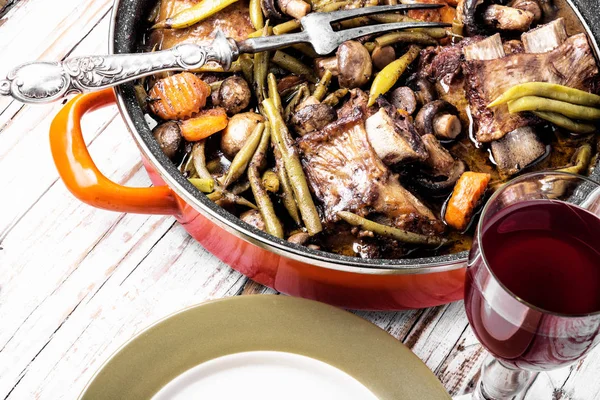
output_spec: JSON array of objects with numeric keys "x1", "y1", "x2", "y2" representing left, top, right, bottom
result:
[
  {"x1": 364, "y1": 100, "x2": 428, "y2": 165},
  {"x1": 464, "y1": 33, "x2": 599, "y2": 142},
  {"x1": 150, "y1": 0, "x2": 254, "y2": 59},
  {"x1": 522, "y1": 18, "x2": 567, "y2": 54},
  {"x1": 490, "y1": 127, "x2": 547, "y2": 176},
  {"x1": 418, "y1": 37, "x2": 482, "y2": 85},
  {"x1": 503, "y1": 39, "x2": 525, "y2": 55},
  {"x1": 297, "y1": 107, "x2": 441, "y2": 234}
]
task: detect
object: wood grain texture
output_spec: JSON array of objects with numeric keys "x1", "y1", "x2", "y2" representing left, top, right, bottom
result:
[{"x1": 0, "y1": 2, "x2": 599, "y2": 400}]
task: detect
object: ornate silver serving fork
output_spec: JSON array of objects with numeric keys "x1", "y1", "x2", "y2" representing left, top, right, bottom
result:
[{"x1": 0, "y1": 4, "x2": 448, "y2": 104}]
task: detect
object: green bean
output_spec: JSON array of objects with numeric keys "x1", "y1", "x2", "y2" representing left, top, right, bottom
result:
[
  {"x1": 249, "y1": 0, "x2": 264, "y2": 29},
  {"x1": 363, "y1": 42, "x2": 376, "y2": 53},
  {"x1": 262, "y1": 98, "x2": 322, "y2": 235},
  {"x1": 206, "y1": 159, "x2": 223, "y2": 175},
  {"x1": 507, "y1": 96, "x2": 600, "y2": 121},
  {"x1": 133, "y1": 84, "x2": 149, "y2": 113},
  {"x1": 267, "y1": 73, "x2": 283, "y2": 113},
  {"x1": 272, "y1": 134, "x2": 301, "y2": 224},
  {"x1": 318, "y1": 0, "x2": 351, "y2": 12},
  {"x1": 153, "y1": 0, "x2": 240, "y2": 29},
  {"x1": 210, "y1": 191, "x2": 258, "y2": 209},
  {"x1": 262, "y1": 170, "x2": 280, "y2": 192},
  {"x1": 312, "y1": 69, "x2": 332, "y2": 102},
  {"x1": 180, "y1": 154, "x2": 196, "y2": 178},
  {"x1": 208, "y1": 80, "x2": 223, "y2": 92},
  {"x1": 557, "y1": 144, "x2": 593, "y2": 174},
  {"x1": 272, "y1": 51, "x2": 318, "y2": 83},
  {"x1": 369, "y1": 14, "x2": 447, "y2": 38},
  {"x1": 254, "y1": 25, "x2": 271, "y2": 104},
  {"x1": 189, "y1": 178, "x2": 215, "y2": 193},
  {"x1": 248, "y1": 125, "x2": 285, "y2": 238},
  {"x1": 322, "y1": 88, "x2": 349, "y2": 107},
  {"x1": 220, "y1": 123, "x2": 265, "y2": 187},
  {"x1": 488, "y1": 82, "x2": 600, "y2": 108},
  {"x1": 231, "y1": 180, "x2": 251, "y2": 195},
  {"x1": 239, "y1": 54, "x2": 254, "y2": 86},
  {"x1": 191, "y1": 141, "x2": 214, "y2": 181},
  {"x1": 291, "y1": 44, "x2": 319, "y2": 58},
  {"x1": 337, "y1": 211, "x2": 446, "y2": 246},
  {"x1": 284, "y1": 84, "x2": 310, "y2": 121},
  {"x1": 374, "y1": 31, "x2": 437, "y2": 48},
  {"x1": 273, "y1": 19, "x2": 301, "y2": 35},
  {"x1": 368, "y1": 45, "x2": 420, "y2": 107},
  {"x1": 532, "y1": 111, "x2": 597, "y2": 134}
]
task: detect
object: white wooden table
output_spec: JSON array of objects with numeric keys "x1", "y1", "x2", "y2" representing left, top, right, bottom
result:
[{"x1": 0, "y1": 1, "x2": 599, "y2": 399}]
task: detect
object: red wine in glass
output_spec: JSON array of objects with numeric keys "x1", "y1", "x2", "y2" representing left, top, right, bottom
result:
[{"x1": 466, "y1": 199, "x2": 600, "y2": 371}]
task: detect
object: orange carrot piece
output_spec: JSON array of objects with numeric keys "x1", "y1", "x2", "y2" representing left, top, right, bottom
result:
[
  {"x1": 149, "y1": 72, "x2": 210, "y2": 120},
  {"x1": 179, "y1": 108, "x2": 229, "y2": 141},
  {"x1": 445, "y1": 171, "x2": 491, "y2": 231},
  {"x1": 445, "y1": 0, "x2": 459, "y2": 6},
  {"x1": 407, "y1": 0, "x2": 445, "y2": 22},
  {"x1": 439, "y1": 5, "x2": 456, "y2": 24}
]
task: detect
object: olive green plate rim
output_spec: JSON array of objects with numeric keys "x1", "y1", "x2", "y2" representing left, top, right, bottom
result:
[{"x1": 79, "y1": 295, "x2": 451, "y2": 400}]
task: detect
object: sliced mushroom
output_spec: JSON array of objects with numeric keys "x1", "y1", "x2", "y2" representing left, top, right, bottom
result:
[
  {"x1": 277, "y1": 0, "x2": 310, "y2": 19},
  {"x1": 314, "y1": 41, "x2": 372, "y2": 89},
  {"x1": 388, "y1": 87, "x2": 418, "y2": 115},
  {"x1": 260, "y1": 0, "x2": 285, "y2": 20},
  {"x1": 459, "y1": 0, "x2": 488, "y2": 36},
  {"x1": 240, "y1": 209, "x2": 266, "y2": 231},
  {"x1": 405, "y1": 74, "x2": 437, "y2": 106},
  {"x1": 221, "y1": 112, "x2": 265, "y2": 159},
  {"x1": 288, "y1": 231, "x2": 310, "y2": 245},
  {"x1": 416, "y1": 134, "x2": 467, "y2": 192},
  {"x1": 510, "y1": 0, "x2": 542, "y2": 21},
  {"x1": 218, "y1": 76, "x2": 251, "y2": 115},
  {"x1": 153, "y1": 121, "x2": 182, "y2": 161},
  {"x1": 291, "y1": 102, "x2": 337, "y2": 136},
  {"x1": 483, "y1": 5, "x2": 535, "y2": 32},
  {"x1": 365, "y1": 102, "x2": 428, "y2": 165},
  {"x1": 371, "y1": 45, "x2": 396, "y2": 70},
  {"x1": 415, "y1": 100, "x2": 462, "y2": 140}
]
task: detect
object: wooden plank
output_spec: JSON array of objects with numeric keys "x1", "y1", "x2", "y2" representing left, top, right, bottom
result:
[
  {"x1": 0, "y1": 0, "x2": 112, "y2": 112},
  {"x1": 0, "y1": 14, "x2": 117, "y2": 244}
]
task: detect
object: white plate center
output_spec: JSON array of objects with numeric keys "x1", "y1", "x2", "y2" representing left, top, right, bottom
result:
[{"x1": 152, "y1": 351, "x2": 379, "y2": 400}]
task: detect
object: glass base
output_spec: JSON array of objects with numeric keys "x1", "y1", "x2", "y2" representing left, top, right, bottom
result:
[{"x1": 473, "y1": 354, "x2": 538, "y2": 400}]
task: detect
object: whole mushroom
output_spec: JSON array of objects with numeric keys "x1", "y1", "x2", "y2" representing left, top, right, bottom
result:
[
  {"x1": 406, "y1": 74, "x2": 437, "y2": 106},
  {"x1": 415, "y1": 100, "x2": 462, "y2": 140},
  {"x1": 153, "y1": 121, "x2": 183, "y2": 161},
  {"x1": 218, "y1": 76, "x2": 251, "y2": 115},
  {"x1": 221, "y1": 112, "x2": 265, "y2": 159},
  {"x1": 388, "y1": 86, "x2": 418, "y2": 115},
  {"x1": 315, "y1": 41, "x2": 372, "y2": 89}
]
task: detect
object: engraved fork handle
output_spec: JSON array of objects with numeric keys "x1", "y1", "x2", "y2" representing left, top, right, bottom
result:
[{"x1": 0, "y1": 32, "x2": 238, "y2": 104}]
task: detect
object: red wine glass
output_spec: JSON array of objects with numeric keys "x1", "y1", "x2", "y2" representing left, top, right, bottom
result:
[{"x1": 465, "y1": 171, "x2": 600, "y2": 399}]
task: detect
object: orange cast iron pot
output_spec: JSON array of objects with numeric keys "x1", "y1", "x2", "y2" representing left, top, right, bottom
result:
[{"x1": 49, "y1": 88, "x2": 466, "y2": 310}]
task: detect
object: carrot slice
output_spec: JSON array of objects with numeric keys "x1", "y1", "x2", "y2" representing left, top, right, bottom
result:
[
  {"x1": 445, "y1": 171, "x2": 491, "y2": 231},
  {"x1": 149, "y1": 72, "x2": 210, "y2": 120},
  {"x1": 179, "y1": 108, "x2": 229, "y2": 141},
  {"x1": 439, "y1": 5, "x2": 456, "y2": 24}
]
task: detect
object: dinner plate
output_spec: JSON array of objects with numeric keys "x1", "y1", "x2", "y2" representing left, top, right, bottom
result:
[{"x1": 79, "y1": 295, "x2": 451, "y2": 399}]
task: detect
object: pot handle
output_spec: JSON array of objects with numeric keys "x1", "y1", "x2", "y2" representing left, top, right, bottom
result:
[{"x1": 49, "y1": 88, "x2": 180, "y2": 215}]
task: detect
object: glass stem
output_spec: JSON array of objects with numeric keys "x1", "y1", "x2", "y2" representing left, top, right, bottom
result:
[{"x1": 473, "y1": 354, "x2": 538, "y2": 400}]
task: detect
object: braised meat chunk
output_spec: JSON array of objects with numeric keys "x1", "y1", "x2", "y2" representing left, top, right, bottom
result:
[
  {"x1": 465, "y1": 33, "x2": 599, "y2": 142},
  {"x1": 298, "y1": 104, "x2": 442, "y2": 236}
]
